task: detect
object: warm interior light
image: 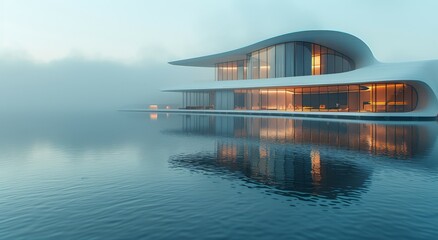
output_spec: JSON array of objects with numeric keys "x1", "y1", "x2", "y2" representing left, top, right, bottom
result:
[
  {"x1": 219, "y1": 145, "x2": 237, "y2": 159},
  {"x1": 149, "y1": 104, "x2": 158, "y2": 109},
  {"x1": 260, "y1": 90, "x2": 289, "y2": 94},
  {"x1": 311, "y1": 148, "x2": 322, "y2": 183},
  {"x1": 259, "y1": 147, "x2": 268, "y2": 158},
  {"x1": 220, "y1": 67, "x2": 238, "y2": 70},
  {"x1": 312, "y1": 54, "x2": 321, "y2": 75},
  {"x1": 367, "y1": 84, "x2": 404, "y2": 90}
]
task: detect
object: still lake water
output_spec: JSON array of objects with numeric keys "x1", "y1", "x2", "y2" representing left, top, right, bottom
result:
[{"x1": 1, "y1": 112, "x2": 437, "y2": 239}]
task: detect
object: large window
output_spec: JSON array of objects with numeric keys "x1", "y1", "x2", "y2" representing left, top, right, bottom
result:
[
  {"x1": 267, "y1": 46, "x2": 275, "y2": 78},
  {"x1": 216, "y1": 60, "x2": 247, "y2": 81},
  {"x1": 216, "y1": 41, "x2": 355, "y2": 81},
  {"x1": 182, "y1": 91, "x2": 213, "y2": 109},
  {"x1": 188, "y1": 82, "x2": 418, "y2": 112},
  {"x1": 259, "y1": 48, "x2": 268, "y2": 79},
  {"x1": 275, "y1": 44, "x2": 285, "y2": 77},
  {"x1": 285, "y1": 42, "x2": 295, "y2": 77}
]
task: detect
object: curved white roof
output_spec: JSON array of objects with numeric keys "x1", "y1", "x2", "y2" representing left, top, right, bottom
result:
[{"x1": 169, "y1": 30, "x2": 377, "y2": 68}]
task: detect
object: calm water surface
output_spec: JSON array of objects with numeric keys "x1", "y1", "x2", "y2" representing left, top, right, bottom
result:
[{"x1": 0, "y1": 112, "x2": 437, "y2": 239}]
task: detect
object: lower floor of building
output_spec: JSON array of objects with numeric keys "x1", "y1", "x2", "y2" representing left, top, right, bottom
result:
[{"x1": 181, "y1": 82, "x2": 418, "y2": 113}]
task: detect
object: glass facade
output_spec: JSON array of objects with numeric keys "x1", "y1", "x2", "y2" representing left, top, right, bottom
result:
[
  {"x1": 216, "y1": 60, "x2": 247, "y2": 81},
  {"x1": 182, "y1": 82, "x2": 418, "y2": 113},
  {"x1": 182, "y1": 91, "x2": 214, "y2": 109},
  {"x1": 216, "y1": 41, "x2": 354, "y2": 81}
]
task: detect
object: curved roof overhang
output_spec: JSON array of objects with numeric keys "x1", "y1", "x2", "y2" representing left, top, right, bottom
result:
[{"x1": 169, "y1": 30, "x2": 377, "y2": 69}]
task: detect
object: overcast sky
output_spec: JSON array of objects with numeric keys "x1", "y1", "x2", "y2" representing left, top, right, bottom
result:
[{"x1": 1, "y1": 0, "x2": 438, "y2": 112}]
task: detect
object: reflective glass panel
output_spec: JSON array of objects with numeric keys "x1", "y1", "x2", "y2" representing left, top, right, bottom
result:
[
  {"x1": 259, "y1": 48, "x2": 268, "y2": 79},
  {"x1": 285, "y1": 43, "x2": 295, "y2": 77},
  {"x1": 275, "y1": 44, "x2": 285, "y2": 78},
  {"x1": 294, "y1": 42, "x2": 304, "y2": 76},
  {"x1": 303, "y1": 42, "x2": 312, "y2": 76},
  {"x1": 252, "y1": 51, "x2": 260, "y2": 79},
  {"x1": 267, "y1": 46, "x2": 275, "y2": 78}
]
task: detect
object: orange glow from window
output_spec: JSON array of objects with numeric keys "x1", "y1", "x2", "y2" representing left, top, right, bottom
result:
[
  {"x1": 219, "y1": 145, "x2": 237, "y2": 160},
  {"x1": 258, "y1": 89, "x2": 291, "y2": 95},
  {"x1": 259, "y1": 147, "x2": 268, "y2": 158},
  {"x1": 312, "y1": 55, "x2": 321, "y2": 75},
  {"x1": 219, "y1": 67, "x2": 238, "y2": 70},
  {"x1": 311, "y1": 148, "x2": 322, "y2": 183}
]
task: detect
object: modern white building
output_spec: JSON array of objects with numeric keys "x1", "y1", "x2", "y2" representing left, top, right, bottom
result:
[{"x1": 166, "y1": 30, "x2": 438, "y2": 120}]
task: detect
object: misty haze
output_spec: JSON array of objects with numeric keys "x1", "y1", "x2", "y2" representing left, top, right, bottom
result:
[
  {"x1": 1, "y1": 1, "x2": 437, "y2": 239},
  {"x1": 0, "y1": 56, "x2": 210, "y2": 112}
]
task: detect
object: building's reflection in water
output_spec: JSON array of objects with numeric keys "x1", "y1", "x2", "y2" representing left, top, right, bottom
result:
[
  {"x1": 180, "y1": 116, "x2": 434, "y2": 158},
  {"x1": 171, "y1": 139, "x2": 371, "y2": 201},
  {"x1": 169, "y1": 115, "x2": 437, "y2": 201}
]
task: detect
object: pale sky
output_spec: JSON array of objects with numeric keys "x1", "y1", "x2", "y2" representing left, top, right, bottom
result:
[
  {"x1": 1, "y1": 0, "x2": 438, "y2": 63},
  {"x1": 1, "y1": 0, "x2": 438, "y2": 112}
]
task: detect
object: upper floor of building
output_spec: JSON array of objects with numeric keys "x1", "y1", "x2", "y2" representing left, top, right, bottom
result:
[{"x1": 169, "y1": 30, "x2": 377, "y2": 81}]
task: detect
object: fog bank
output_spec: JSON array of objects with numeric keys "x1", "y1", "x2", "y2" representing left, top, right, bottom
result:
[{"x1": 0, "y1": 56, "x2": 211, "y2": 113}]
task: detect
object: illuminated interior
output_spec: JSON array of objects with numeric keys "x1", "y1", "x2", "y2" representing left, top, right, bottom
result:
[
  {"x1": 182, "y1": 82, "x2": 418, "y2": 112},
  {"x1": 215, "y1": 41, "x2": 354, "y2": 81}
]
